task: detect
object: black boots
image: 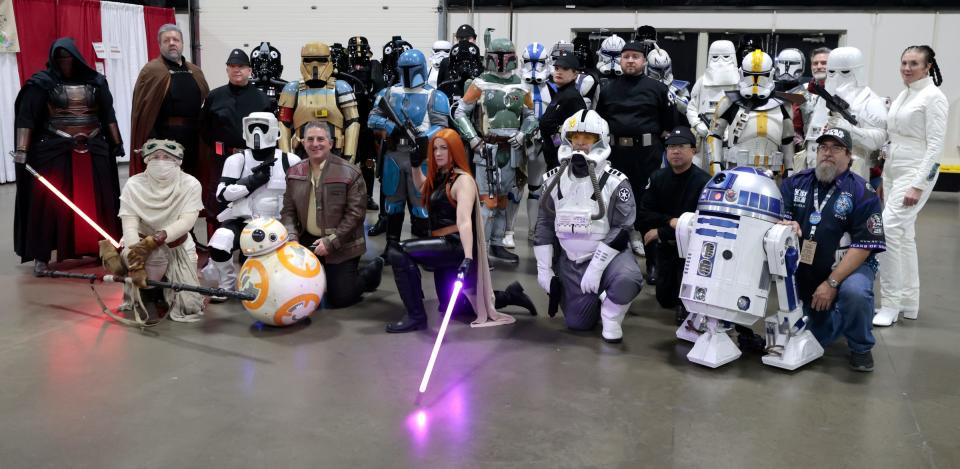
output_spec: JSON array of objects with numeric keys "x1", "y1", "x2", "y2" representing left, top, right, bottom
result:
[
  {"x1": 494, "y1": 281, "x2": 537, "y2": 315},
  {"x1": 367, "y1": 216, "x2": 387, "y2": 236},
  {"x1": 360, "y1": 257, "x2": 385, "y2": 293},
  {"x1": 489, "y1": 245, "x2": 519, "y2": 263},
  {"x1": 366, "y1": 196, "x2": 379, "y2": 211},
  {"x1": 385, "y1": 248, "x2": 427, "y2": 333}
]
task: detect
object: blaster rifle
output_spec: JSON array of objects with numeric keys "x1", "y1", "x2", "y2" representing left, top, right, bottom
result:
[
  {"x1": 809, "y1": 83, "x2": 858, "y2": 126},
  {"x1": 377, "y1": 91, "x2": 421, "y2": 146}
]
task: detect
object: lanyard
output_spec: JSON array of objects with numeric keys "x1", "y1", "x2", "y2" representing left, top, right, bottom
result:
[{"x1": 807, "y1": 184, "x2": 836, "y2": 240}]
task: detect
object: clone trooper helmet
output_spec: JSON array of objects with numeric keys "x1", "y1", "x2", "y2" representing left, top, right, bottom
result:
[
  {"x1": 521, "y1": 42, "x2": 549, "y2": 84},
  {"x1": 346, "y1": 36, "x2": 373, "y2": 68},
  {"x1": 825, "y1": 47, "x2": 866, "y2": 97},
  {"x1": 738, "y1": 49, "x2": 775, "y2": 99},
  {"x1": 645, "y1": 47, "x2": 674, "y2": 84},
  {"x1": 429, "y1": 40, "x2": 452, "y2": 69},
  {"x1": 449, "y1": 40, "x2": 483, "y2": 82},
  {"x1": 330, "y1": 42, "x2": 348, "y2": 73},
  {"x1": 250, "y1": 42, "x2": 282, "y2": 81},
  {"x1": 397, "y1": 49, "x2": 428, "y2": 89},
  {"x1": 774, "y1": 48, "x2": 805, "y2": 83},
  {"x1": 243, "y1": 112, "x2": 280, "y2": 150},
  {"x1": 240, "y1": 217, "x2": 289, "y2": 257},
  {"x1": 596, "y1": 34, "x2": 625, "y2": 76},
  {"x1": 300, "y1": 42, "x2": 334, "y2": 83},
  {"x1": 485, "y1": 38, "x2": 518, "y2": 74},
  {"x1": 557, "y1": 109, "x2": 611, "y2": 168}
]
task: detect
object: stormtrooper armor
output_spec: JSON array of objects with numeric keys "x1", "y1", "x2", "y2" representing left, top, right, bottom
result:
[
  {"x1": 804, "y1": 47, "x2": 887, "y2": 179},
  {"x1": 708, "y1": 50, "x2": 795, "y2": 174},
  {"x1": 675, "y1": 167, "x2": 824, "y2": 370},
  {"x1": 427, "y1": 40, "x2": 451, "y2": 88},
  {"x1": 237, "y1": 218, "x2": 326, "y2": 326},
  {"x1": 533, "y1": 110, "x2": 644, "y2": 342},
  {"x1": 687, "y1": 40, "x2": 740, "y2": 169},
  {"x1": 646, "y1": 47, "x2": 690, "y2": 115}
]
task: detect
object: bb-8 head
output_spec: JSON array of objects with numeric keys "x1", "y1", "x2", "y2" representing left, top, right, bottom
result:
[{"x1": 237, "y1": 218, "x2": 326, "y2": 326}]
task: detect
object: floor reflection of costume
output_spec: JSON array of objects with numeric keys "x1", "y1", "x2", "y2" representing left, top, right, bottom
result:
[
  {"x1": 13, "y1": 38, "x2": 123, "y2": 272},
  {"x1": 534, "y1": 111, "x2": 644, "y2": 343},
  {"x1": 686, "y1": 40, "x2": 738, "y2": 169},
  {"x1": 386, "y1": 129, "x2": 535, "y2": 333},
  {"x1": 118, "y1": 139, "x2": 205, "y2": 323}
]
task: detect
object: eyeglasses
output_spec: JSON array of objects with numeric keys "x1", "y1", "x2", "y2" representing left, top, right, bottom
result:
[
  {"x1": 143, "y1": 140, "x2": 183, "y2": 158},
  {"x1": 817, "y1": 144, "x2": 847, "y2": 154}
]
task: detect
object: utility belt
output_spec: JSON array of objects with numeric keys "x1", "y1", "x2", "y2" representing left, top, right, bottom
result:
[
  {"x1": 483, "y1": 134, "x2": 512, "y2": 145},
  {"x1": 431, "y1": 225, "x2": 459, "y2": 237},
  {"x1": 139, "y1": 232, "x2": 188, "y2": 249},
  {"x1": 611, "y1": 133, "x2": 655, "y2": 148},
  {"x1": 47, "y1": 122, "x2": 101, "y2": 152}
]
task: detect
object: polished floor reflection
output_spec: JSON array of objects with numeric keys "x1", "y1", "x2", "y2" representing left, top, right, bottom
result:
[{"x1": 0, "y1": 178, "x2": 957, "y2": 468}]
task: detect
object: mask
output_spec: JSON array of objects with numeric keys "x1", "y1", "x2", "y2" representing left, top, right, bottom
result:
[
  {"x1": 571, "y1": 153, "x2": 590, "y2": 178},
  {"x1": 146, "y1": 159, "x2": 179, "y2": 182}
]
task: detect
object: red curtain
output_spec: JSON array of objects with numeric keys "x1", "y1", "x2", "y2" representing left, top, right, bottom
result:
[
  {"x1": 56, "y1": 0, "x2": 102, "y2": 68},
  {"x1": 14, "y1": 0, "x2": 58, "y2": 85},
  {"x1": 143, "y1": 6, "x2": 176, "y2": 60}
]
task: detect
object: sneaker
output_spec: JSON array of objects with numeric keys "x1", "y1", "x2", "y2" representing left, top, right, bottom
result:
[
  {"x1": 502, "y1": 231, "x2": 516, "y2": 249},
  {"x1": 849, "y1": 351, "x2": 874, "y2": 372}
]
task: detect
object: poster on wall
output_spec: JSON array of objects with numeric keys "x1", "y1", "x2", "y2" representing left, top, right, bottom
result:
[{"x1": 0, "y1": 0, "x2": 19, "y2": 53}]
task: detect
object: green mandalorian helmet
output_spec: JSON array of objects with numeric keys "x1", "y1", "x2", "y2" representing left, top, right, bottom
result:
[{"x1": 484, "y1": 38, "x2": 518, "y2": 74}]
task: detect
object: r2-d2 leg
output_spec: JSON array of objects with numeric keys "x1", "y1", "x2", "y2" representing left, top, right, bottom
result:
[
  {"x1": 686, "y1": 316, "x2": 742, "y2": 368},
  {"x1": 760, "y1": 225, "x2": 824, "y2": 370}
]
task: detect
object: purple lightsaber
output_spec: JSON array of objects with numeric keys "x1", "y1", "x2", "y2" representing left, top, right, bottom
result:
[{"x1": 418, "y1": 275, "x2": 465, "y2": 393}]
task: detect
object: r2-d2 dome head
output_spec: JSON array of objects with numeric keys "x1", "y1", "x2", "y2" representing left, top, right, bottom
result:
[
  {"x1": 698, "y1": 167, "x2": 785, "y2": 223},
  {"x1": 645, "y1": 47, "x2": 674, "y2": 84},
  {"x1": 739, "y1": 50, "x2": 775, "y2": 99},
  {"x1": 521, "y1": 42, "x2": 549, "y2": 84},
  {"x1": 240, "y1": 217, "x2": 289, "y2": 257},
  {"x1": 774, "y1": 48, "x2": 805, "y2": 83},
  {"x1": 596, "y1": 34, "x2": 625, "y2": 76},
  {"x1": 397, "y1": 49, "x2": 428, "y2": 89},
  {"x1": 825, "y1": 47, "x2": 866, "y2": 96},
  {"x1": 557, "y1": 109, "x2": 611, "y2": 168},
  {"x1": 429, "y1": 40, "x2": 451, "y2": 69},
  {"x1": 243, "y1": 112, "x2": 280, "y2": 150}
]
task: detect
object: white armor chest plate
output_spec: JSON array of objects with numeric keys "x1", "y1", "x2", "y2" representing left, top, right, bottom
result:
[
  {"x1": 241, "y1": 150, "x2": 288, "y2": 219},
  {"x1": 550, "y1": 168, "x2": 617, "y2": 262},
  {"x1": 726, "y1": 107, "x2": 786, "y2": 169}
]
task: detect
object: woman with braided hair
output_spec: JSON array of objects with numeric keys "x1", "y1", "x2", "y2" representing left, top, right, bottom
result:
[
  {"x1": 874, "y1": 45, "x2": 949, "y2": 327},
  {"x1": 384, "y1": 128, "x2": 536, "y2": 333}
]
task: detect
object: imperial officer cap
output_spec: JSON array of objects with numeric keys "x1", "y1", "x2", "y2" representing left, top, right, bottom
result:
[
  {"x1": 455, "y1": 24, "x2": 477, "y2": 40},
  {"x1": 553, "y1": 52, "x2": 580, "y2": 70},
  {"x1": 664, "y1": 126, "x2": 697, "y2": 146},
  {"x1": 816, "y1": 127, "x2": 852, "y2": 150},
  {"x1": 226, "y1": 48, "x2": 251, "y2": 66},
  {"x1": 621, "y1": 41, "x2": 648, "y2": 55}
]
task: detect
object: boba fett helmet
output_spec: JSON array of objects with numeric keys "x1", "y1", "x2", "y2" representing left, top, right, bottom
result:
[{"x1": 484, "y1": 38, "x2": 518, "y2": 74}]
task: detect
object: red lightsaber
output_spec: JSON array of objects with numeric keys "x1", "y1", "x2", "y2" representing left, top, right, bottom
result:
[{"x1": 25, "y1": 164, "x2": 121, "y2": 248}]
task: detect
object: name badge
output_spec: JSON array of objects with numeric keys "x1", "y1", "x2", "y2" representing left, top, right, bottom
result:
[{"x1": 799, "y1": 239, "x2": 817, "y2": 265}]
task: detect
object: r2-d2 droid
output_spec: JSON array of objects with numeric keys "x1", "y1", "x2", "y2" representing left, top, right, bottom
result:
[{"x1": 675, "y1": 167, "x2": 823, "y2": 370}]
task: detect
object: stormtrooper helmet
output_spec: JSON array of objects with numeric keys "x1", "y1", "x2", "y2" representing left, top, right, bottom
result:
[
  {"x1": 825, "y1": 47, "x2": 866, "y2": 97},
  {"x1": 243, "y1": 112, "x2": 280, "y2": 150}
]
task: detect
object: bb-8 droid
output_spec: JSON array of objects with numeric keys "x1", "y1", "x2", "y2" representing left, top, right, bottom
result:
[{"x1": 237, "y1": 218, "x2": 326, "y2": 326}]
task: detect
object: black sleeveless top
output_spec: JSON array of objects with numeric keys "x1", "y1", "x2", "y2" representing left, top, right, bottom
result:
[{"x1": 428, "y1": 171, "x2": 459, "y2": 231}]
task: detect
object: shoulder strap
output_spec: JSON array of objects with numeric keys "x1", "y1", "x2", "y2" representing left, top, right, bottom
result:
[
  {"x1": 445, "y1": 172, "x2": 460, "y2": 208},
  {"x1": 280, "y1": 152, "x2": 291, "y2": 172}
]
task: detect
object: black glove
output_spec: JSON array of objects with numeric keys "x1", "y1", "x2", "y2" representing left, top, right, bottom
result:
[
  {"x1": 411, "y1": 136, "x2": 429, "y2": 168},
  {"x1": 236, "y1": 169, "x2": 271, "y2": 192},
  {"x1": 456, "y1": 258, "x2": 473, "y2": 278},
  {"x1": 110, "y1": 143, "x2": 126, "y2": 158}
]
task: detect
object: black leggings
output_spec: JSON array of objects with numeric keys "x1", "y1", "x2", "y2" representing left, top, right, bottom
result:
[{"x1": 389, "y1": 235, "x2": 477, "y2": 317}]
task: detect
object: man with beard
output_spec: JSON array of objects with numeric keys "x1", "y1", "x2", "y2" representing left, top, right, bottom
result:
[
  {"x1": 13, "y1": 38, "x2": 124, "y2": 274},
  {"x1": 130, "y1": 24, "x2": 209, "y2": 185},
  {"x1": 795, "y1": 47, "x2": 831, "y2": 170},
  {"x1": 779, "y1": 127, "x2": 885, "y2": 372}
]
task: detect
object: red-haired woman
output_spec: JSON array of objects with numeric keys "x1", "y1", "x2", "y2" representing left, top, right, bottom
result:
[{"x1": 385, "y1": 128, "x2": 537, "y2": 333}]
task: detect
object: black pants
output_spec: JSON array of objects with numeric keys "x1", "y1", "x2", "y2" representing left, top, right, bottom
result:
[
  {"x1": 389, "y1": 235, "x2": 477, "y2": 319},
  {"x1": 300, "y1": 233, "x2": 370, "y2": 309},
  {"x1": 655, "y1": 241, "x2": 683, "y2": 309},
  {"x1": 610, "y1": 142, "x2": 663, "y2": 272}
]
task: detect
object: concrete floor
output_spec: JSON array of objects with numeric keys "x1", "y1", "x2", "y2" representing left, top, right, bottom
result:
[{"x1": 0, "y1": 177, "x2": 958, "y2": 469}]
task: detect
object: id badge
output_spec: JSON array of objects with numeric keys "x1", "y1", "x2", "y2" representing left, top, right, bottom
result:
[{"x1": 799, "y1": 239, "x2": 817, "y2": 265}]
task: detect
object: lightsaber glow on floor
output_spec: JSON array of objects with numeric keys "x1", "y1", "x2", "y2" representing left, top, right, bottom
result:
[
  {"x1": 25, "y1": 164, "x2": 121, "y2": 248},
  {"x1": 418, "y1": 278, "x2": 464, "y2": 393}
]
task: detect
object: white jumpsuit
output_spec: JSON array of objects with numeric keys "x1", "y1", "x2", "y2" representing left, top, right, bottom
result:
[{"x1": 878, "y1": 76, "x2": 949, "y2": 315}]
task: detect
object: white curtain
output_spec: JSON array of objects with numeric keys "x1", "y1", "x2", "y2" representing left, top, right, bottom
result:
[
  {"x1": 0, "y1": 52, "x2": 21, "y2": 183},
  {"x1": 100, "y1": 1, "x2": 148, "y2": 162}
]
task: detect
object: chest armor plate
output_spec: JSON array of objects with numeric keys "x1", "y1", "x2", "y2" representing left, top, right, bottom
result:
[
  {"x1": 550, "y1": 170, "x2": 617, "y2": 261},
  {"x1": 727, "y1": 108, "x2": 786, "y2": 169},
  {"x1": 47, "y1": 84, "x2": 99, "y2": 133}
]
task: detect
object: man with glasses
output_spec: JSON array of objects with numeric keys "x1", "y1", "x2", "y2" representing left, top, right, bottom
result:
[
  {"x1": 635, "y1": 127, "x2": 711, "y2": 324},
  {"x1": 779, "y1": 127, "x2": 885, "y2": 372}
]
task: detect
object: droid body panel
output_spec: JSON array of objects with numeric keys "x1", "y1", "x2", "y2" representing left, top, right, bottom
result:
[{"x1": 675, "y1": 167, "x2": 823, "y2": 369}]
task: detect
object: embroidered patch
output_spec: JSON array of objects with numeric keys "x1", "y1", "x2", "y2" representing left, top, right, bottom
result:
[
  {"x1": 618, "y1": 187, "x2": 631, "y2": 202},
  {"x1": 866, "y1": 213, "x2": 884, "y2": 236},
  {"x1": 834, "y1": 192, "x2": 853, "y2": 218}
]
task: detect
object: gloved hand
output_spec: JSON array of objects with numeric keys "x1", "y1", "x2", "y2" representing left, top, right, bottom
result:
[
  {"x1": 126, "y1": 235, "x2": 160, "y2": 288},
  {"x1": 110, "y1": 143, "x2": 126, "y2": 158},
  {"x1": 580, "y1": 242, "x2": 617, "y2": 294},
  {"x1": 236, "y1": 169, "x2": 271, "y2": 192},
  {"x1": 694, "y1": 122, "x2": 709, "y2": 138},
  {"x1": 457, "y1": 258, "x2": 473, "y2": 279},
  {"x1": 411, "y1": 136, "x2": 429, "y2": 167},
  {"x1": 509, "y1": 131, "x2": 525, "y2": 149},
  {"x1": 100, "y1": 239, "x2": 127, "y2": 276},
  {"x1": 469, "y1": 136, "x2": 483, "y2": 152},
  {"x1": 11, "y1": 150, "x2": 26, "y2": 164},
  {"x1": 534, "y1": 244, "x2": 554, "y2": 292}
]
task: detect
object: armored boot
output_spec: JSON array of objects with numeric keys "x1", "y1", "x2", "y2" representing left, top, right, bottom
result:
[
  {"x1": 494, "y1": 281, "x2": 537, "y2": 315},
  {"x1": 385, "y1": 249, "x2": 427, "y2": 333},
  {"x1": 210, "y1": 260, "x2": 237, "y2": 303},
  {"x1": 600, "y1": 298, "x2": 630, "y2": 343}
]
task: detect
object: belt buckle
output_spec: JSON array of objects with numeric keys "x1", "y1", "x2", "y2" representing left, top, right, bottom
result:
[
  {"x1": 74, "y1": 134, "x2": 90, "y2": 154},
  {"x1": 617, "y1": 136, "x2": 633, "y2": 147}
]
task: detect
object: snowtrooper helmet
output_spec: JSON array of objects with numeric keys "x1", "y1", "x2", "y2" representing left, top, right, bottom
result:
[
  {"x1": 558, "y1": 109, "x2": 611, "y2": 167},
  {"x1": 429, "y1": 40, "x2": 451, "y2": 69},
  {"x1": 521, "y1": 42, "x2": 549, "y2": 84},
  {"x1": 738, "y1": 49, "x2": 775, "y2": 99},
  {"x1": 243, "y1": 112, "x2": 280, "y2": 150},
  {"x1": 774, "y1": 48, "x2": 805, "y2": 83},
  {"x1": 825, "y1": 47, "x2": 866, "y2": 97},
  {"x1": 645, "y1": 47, "x2": 674, "y2": 84},
  {"x1": 704, "y1": 40, "x2": 739, "y2": 86},
  {"x1": 596, "y1": 34, "x2": 625, "y2": 76}
]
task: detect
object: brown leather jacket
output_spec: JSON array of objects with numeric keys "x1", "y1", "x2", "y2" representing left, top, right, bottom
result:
[{"x1": 281, "y1": 156, "x2": 367, "y2": 264}]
